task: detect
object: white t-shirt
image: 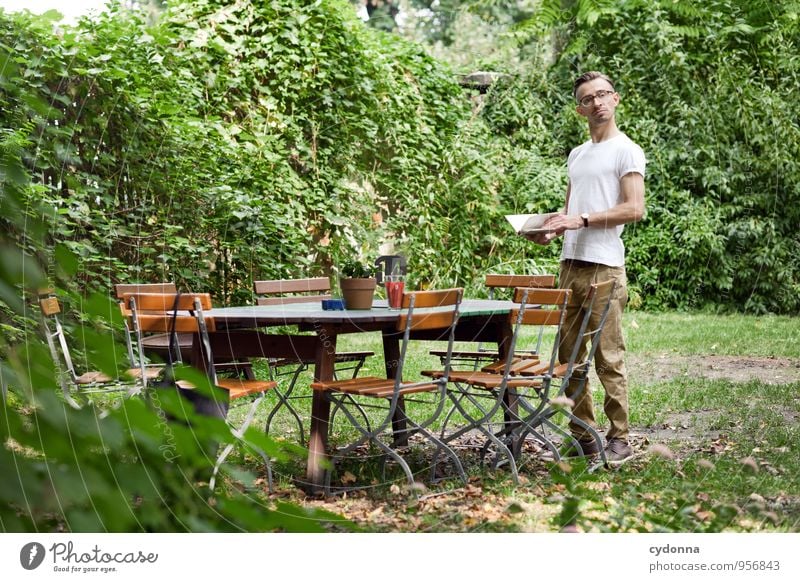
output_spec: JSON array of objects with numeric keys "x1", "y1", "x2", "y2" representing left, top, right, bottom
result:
[{"x1": 561, "y1": 133, "x2": 646, "y2": 267}]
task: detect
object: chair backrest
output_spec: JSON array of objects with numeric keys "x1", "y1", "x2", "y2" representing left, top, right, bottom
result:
[
  {"x1": 115, "y1": 284, "x2": 179, "y2": 366},
  {"x1": 395, "y1": 288, "x2": 463, "y2": 390},
  {"x1": 484, "y1": 274, "x2": 556, "y2": 356},
  {"x1": 114, "y1": 282, "x2": 178, "y2": 300},
  {"x1": 37, "y1": 293, "x2": 127, "y2": 408},
  {"x1": 39, "y1": 295, "x2": 61, "y2": 317},
  {"x1": 124, "y1": 292, "x2": 214, "y2": 332},
  {"x1": 510, "y1": 288, "x2": 571, "y2": 325},
  {"x1": 397, "y1": 288, "x2": 463, "y2": 331},
  {"x1": 484, "y1": 274, "x2": 556, "y2": 297},
  {"x1": 124, "y1": 292, "x2": 217, "y2": 386},
  {"x1": 253, "y1": 277, "x2": 331, "y2": 305},
  {"x1": 503, "y1": 287, "x2": 572, "y2": 378}
]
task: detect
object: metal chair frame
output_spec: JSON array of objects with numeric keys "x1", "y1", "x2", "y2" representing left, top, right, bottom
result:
[
  {"x1": 39, "y1": 293, "x2": 145, "y2": 410},
  {"x1": 435, "y1": 287, "x2": 572, "y2": 482},
  {"x1": 432, "y1": 273, "x2": 556, "y2": 369},
  {"x1": 117, "y1": 282, "x2": 254, "y2": 380},
  {"x1": 125, "y1": 292, "x2": 277, "y2": 491},
  {"x1": 510, "y1": 279, "x2": 618, "y2": 468},
  {"x1": 114, "y1": 283, "x2": 183, "y2": 363},
  {"x1": 253, "y1": 277, "x2": 373, "y2": 445},
  {"x1": 310, "y1": 288, "x2": 467, "y2": 493}
]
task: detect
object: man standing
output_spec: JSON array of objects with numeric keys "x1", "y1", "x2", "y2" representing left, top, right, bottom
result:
[{"x1": 532, "y1": 71, "x2": 645, "y2": 464}]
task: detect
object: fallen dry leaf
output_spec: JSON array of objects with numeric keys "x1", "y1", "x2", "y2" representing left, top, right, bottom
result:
[
  {"x1": 740, "y1": 457, "x2": 759, "y2": 473},
  {"x1": 696, "y1": 459, "x2": 715, "y2": 471},
  {"x1": 649, "y1": 443, "x2": 675, "y2": 460},
  {"x1": 695, "y1": 510, "x2": 714, "y2": 522},
  {"x1": 549, "y1": 396, "x2": 575, "y2": 408},
  {"x1": 464, "y1": 484, "x2": 483, "y2": 497}
]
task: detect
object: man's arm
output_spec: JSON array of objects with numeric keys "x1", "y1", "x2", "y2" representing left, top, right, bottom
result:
[{"x1": 590, "y1": 172, "x2": 645, "y2": 227}]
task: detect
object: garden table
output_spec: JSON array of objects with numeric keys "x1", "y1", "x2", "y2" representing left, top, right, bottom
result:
[{"x1": 203, "y1": 299, "x2": 515, "y2": 492}]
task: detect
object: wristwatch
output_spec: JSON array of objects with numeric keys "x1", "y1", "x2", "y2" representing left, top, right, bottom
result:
[{"x1": 581, "y1": 213, "x2": 590, "y2": 228}]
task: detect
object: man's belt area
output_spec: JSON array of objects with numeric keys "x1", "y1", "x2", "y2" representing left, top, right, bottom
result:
[{"x1": 561, "y1": 258, "x2": 602, "y2": 269}]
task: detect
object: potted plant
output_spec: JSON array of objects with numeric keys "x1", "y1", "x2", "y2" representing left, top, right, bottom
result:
[{"x1": 338, "y1": 259, "x2": 377, "y2": 310}]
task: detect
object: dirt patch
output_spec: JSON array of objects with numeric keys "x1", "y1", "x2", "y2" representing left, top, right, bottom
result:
[
  {"x1": 633, "y1": 409, "x2": 721, "y2": 443},
  {"x1": 627, "y1": 354, "x2": 800, "y2": 386},
  {"x1": 625, "y1": 355, "x2": 800, "y2": 444}
]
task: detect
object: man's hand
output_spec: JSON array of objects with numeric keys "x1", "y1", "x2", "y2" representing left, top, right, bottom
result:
[
  {"x1": 526, "y1": 231, "x2": 555, "y2": 245},
  {"x1": 542, "y1": 213, "x2": 583, "y2": 235}
]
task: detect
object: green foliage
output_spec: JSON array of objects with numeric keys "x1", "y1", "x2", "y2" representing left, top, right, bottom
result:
[
  {"x1": 1, "y1": 374, "x2": 337, "y2": 532},
  {"x1": 3, "y1": 0, "x2": 797, "y2": 534},
  {"x1": 516, "y1": 0, "x2": 800, "y2": 312},
  {"x1": 421, "y1": 0, "x2": 799, "y2": 312},
  {"x1": 339, "y1": 258, "x2": 377, "y2": 279},
  {"x1": 0, "y1": 83, "x2": 342, "y2": 532},
  {"x1": 3, "y1": 0, "x2": 542, "y2": 305},
  {"x1": 1, "y1": 0, "x2": 797, "y2": 340}
]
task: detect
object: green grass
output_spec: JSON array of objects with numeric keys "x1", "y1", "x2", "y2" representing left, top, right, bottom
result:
[
  {"x1": 188, "y1": 311, "x2": 800, "y2": 531},
  {"x1": 625, "y1": 311, "x2": 800, "y2": 357}
]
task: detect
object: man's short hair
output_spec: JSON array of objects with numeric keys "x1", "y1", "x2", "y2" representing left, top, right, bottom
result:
[{"x1": 573, "y1": 71, "x2": 616, "y2": 99}]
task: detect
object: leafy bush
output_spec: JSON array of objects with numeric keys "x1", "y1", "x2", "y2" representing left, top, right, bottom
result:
[
  {"x1": 338, "y1": 258, "x2": 377, "y2": 279},
  {"x1": 2, "y1": 1, "x2": 554, "y2": 306},
  {"x1": 0, "y1": 93, "x2": 341, "y2": 532},
  {"x1": 471, "y1": 0, "x2": 800, "y2": 312},
  {"x1": 1, "y1": 0, "x2": 797, "y2": 337}
]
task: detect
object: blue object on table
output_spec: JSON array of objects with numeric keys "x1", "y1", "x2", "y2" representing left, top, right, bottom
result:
[{"x1": 322, "y1": 299, "x2": 345, "y2": 310}]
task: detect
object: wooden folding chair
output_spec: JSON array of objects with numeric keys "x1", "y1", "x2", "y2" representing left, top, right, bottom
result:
[
  {"x1": 39, "y1": 292, "x2": 153, "y2": 409},
  {"x1": 253, "y1": 277, "x2": 374, "y2": 445},
  {"x1": 310, "y1": 288, "x2": 467, "y2": 492},
  {"x1": 125, "y1": 292, "x2": 277, "y2": 491},
  {"x1": 254, "y1": 277, "x2": 332, "y2": 306},
  {"x1": 511, "y1": 279, "x2": 619, "y2": 467},
  {"x1": 117, "y1": 282, "x2": 254, "y2": 380},
  {"x1": 115, "y1": 283, "x2": 184, "y2": 364},
  {"x1": 429, "y1": 287, "x2": 571, "y2": 482},
  {"x1": 431, "y1": 273, "x2": 555, "y2": 369}
]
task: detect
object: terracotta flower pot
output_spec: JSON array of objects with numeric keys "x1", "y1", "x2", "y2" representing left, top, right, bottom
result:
[{"x1": 340, "y1": 277, "x2": 376, "y2": 310}]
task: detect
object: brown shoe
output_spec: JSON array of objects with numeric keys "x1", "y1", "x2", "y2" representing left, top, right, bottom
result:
[
  {"x1": 564, "y1": 438, "x2": 601, "y2": 458},
  {"x1": 605, "y1": 438, "x2": 634, "y2": 465}
]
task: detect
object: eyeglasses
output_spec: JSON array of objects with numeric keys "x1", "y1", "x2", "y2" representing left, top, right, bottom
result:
[{"x1": 577, "y1": 89, "x2": 615, "y2": 108}]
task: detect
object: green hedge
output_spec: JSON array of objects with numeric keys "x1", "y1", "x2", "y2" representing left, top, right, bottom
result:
[
  {"x1": 2, "y1": 0, "x2": 798, "y2": 315},
  {"x1": 496, "y1": 0, "x2": 800, "y2": 312}
]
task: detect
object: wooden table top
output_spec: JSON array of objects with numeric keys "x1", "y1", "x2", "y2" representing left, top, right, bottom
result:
[{"x1": 208, "y1": 298, "x2": 514, "y2": 328}]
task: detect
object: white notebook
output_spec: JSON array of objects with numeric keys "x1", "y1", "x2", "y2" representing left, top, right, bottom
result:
[{"x1": 505, "y1": 212, "x2": 559, "y2": 235}]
